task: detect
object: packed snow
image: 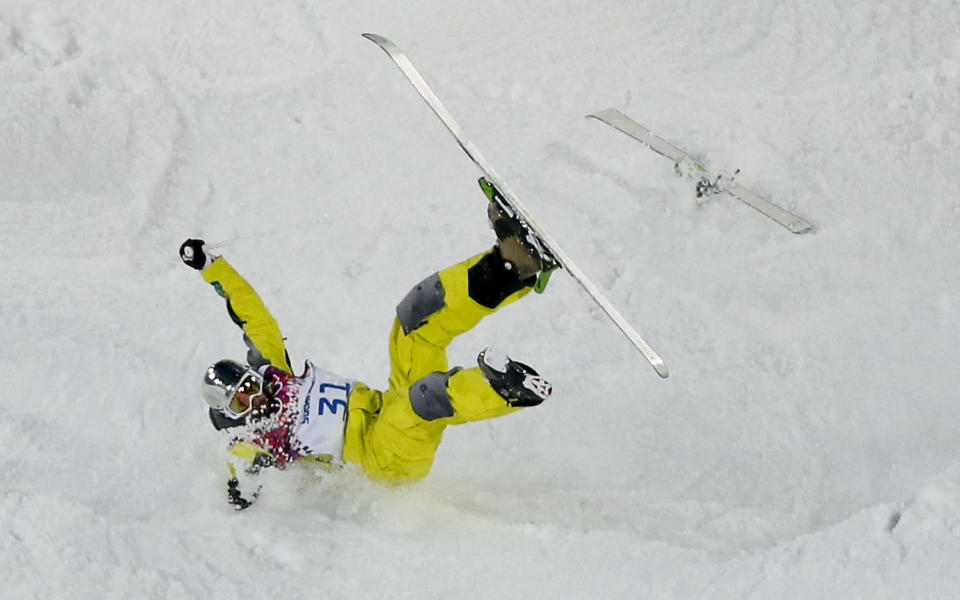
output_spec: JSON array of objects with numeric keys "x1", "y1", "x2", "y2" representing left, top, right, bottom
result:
[{"x1": 2, "y1": 1, "x2": 959, "y2": 598}]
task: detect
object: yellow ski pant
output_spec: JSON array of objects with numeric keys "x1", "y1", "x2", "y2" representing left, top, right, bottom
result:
[{"x1": 342, "y1": 250, "x2": 532, "y2": 484}]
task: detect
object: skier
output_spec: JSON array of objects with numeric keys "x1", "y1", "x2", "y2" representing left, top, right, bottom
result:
[{"x1": 181, "y1": 181, "x2": 557, "y2": 510}]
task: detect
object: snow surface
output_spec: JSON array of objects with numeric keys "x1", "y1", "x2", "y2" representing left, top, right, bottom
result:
[{"x1": 3, "y1": 1, "x2": 960, "y2": 598}]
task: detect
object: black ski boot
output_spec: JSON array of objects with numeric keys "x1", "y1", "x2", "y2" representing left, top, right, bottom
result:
[
  {"x1": 477, "y1": 347, "x2": 552, "y2": 407},
  {"x1": 479, "y1": 177, "x2": 558, "y2": 290}
]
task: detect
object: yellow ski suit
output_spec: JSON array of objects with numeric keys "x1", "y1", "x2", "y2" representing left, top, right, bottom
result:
[{"x1": 202, "y1": 248, "x2": 533, "y2": 484}]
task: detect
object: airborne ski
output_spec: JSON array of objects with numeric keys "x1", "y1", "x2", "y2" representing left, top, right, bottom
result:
[
  {"x1": 588, "y1": 108, "x2": 812, "y2": 234},
  {"x1": 363, "y1": 33, "x2": 668, "y2": 379}
]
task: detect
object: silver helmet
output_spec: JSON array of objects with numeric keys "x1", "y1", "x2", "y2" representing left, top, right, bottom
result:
[{"x1": 202, "y1": 359, "x2": 263, "y2": 419}]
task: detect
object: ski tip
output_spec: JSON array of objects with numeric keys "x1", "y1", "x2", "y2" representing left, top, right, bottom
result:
[
  {"x1": 586, "y1": 108, "x2": 621, "y2": 121},
  {"x1": 362, "y1": 33, "x2": 390, "y2": 46},
  {"x1": 788, "y1": 219, "x2": 813, "y2": 234}
]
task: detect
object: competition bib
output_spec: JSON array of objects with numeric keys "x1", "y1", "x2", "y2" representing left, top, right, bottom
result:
[{"x1": 290, "y1": 362, "x2": 352, "y2": 463}]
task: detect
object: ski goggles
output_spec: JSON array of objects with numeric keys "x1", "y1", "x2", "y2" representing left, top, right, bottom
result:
[{"x1": 227, "y1": 372, "x2": 262, "y2": 417}]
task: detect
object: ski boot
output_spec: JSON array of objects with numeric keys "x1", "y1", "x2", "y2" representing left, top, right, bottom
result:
[
  {"x1": 477, "y1": 347, "x2": 552, "y2": 407},
  {"x1": 479, "y1": 177, "x2": 559, "y2": 292}
]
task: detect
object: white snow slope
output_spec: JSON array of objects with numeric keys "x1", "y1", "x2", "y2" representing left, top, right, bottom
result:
[{"x1": 3, "y1": 1, "x2": 960, "y2": 598}]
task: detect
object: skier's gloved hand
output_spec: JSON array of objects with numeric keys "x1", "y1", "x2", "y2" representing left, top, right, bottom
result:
[
  {"x1": 180, "y1": 238, "x2": 212, "y2": 270},
  {"x1": 226, "y1": 477, "x2": 258, "y2": 510},
  {"x1": 251, "y1": 451, "x2": 275, "y2": 470}
]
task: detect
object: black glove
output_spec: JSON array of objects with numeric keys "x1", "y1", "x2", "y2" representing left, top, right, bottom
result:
[
  {"x1": 179, "y1": 238, "x2": 208, "y2": 270},
  {"x1": 251, "y1": 452, "x2": 275, "y2": 470},
  {"x1": 226, "y1": 477, "x2": 258, "y2": 510}
]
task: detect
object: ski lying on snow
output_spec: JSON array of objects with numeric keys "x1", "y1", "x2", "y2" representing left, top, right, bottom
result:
[
  {"x1": 363, "y1": 33, "x2": 668, "y2": 379},
  {"x1": 588, "y1": 108, "x2": 812, "y2": 234}
]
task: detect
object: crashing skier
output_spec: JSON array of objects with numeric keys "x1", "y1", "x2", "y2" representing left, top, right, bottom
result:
[{"x1": 181, "y1": 181, "x2": 557, "y2": 510}]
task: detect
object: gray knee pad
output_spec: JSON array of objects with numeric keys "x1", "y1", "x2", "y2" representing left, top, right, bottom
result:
[
  {"x1": 408, "y1": 369, "x2": 460, "y2": 421},
  {"x1": 397, "y1": 272, "x2": 446, "y2": 335}
]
